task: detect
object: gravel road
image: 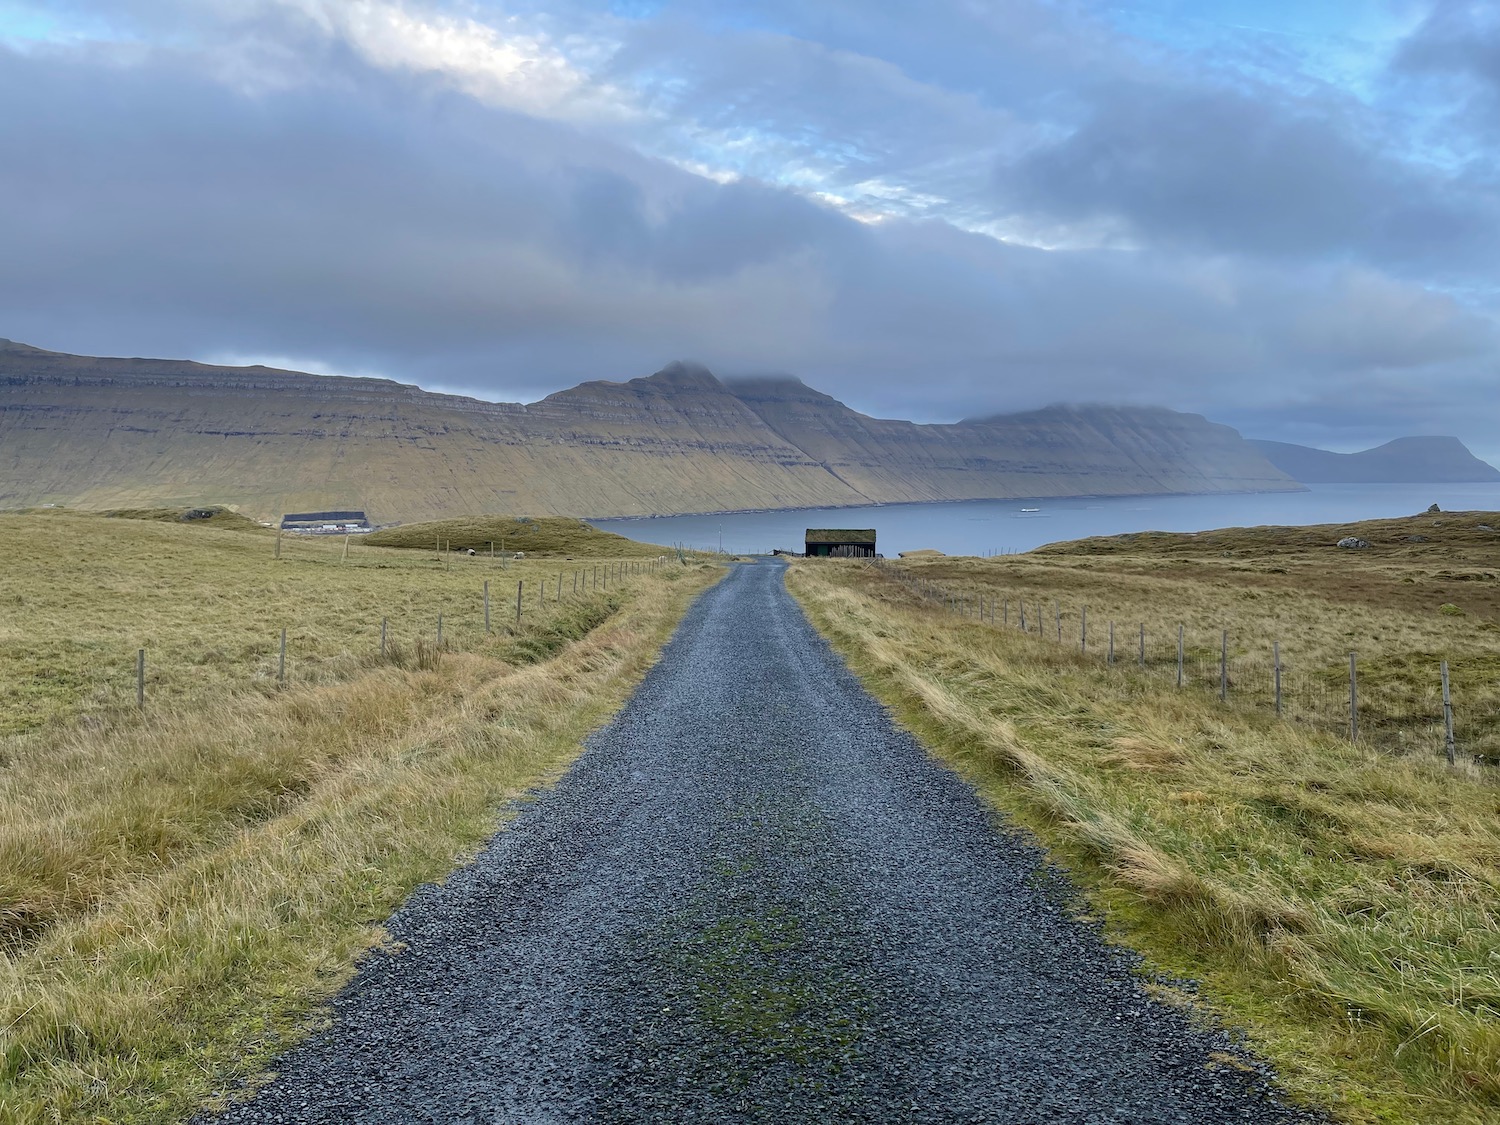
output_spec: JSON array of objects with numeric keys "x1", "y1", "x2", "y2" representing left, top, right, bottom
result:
[{"x1": 211, "y1": 561, "x2": 1318, "y2": 1124}]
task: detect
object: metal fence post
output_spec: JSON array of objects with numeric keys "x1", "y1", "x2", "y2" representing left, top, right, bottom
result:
[
  {"x1": 1081, "y1": 605, "x2": 1088, "y2": 653},
  {"x1": 1176, "y1": 625, "x2": 1184, "y2": 687},
  {"x1": 484, "y1": 580, "x2": 491, "y2": 633},
  {"x1": 516, "y1": 580, "x2": 523, "y2": 626},
  {"x1": 1139, "y1": 624, "x2": 1145, "y2": 667}
]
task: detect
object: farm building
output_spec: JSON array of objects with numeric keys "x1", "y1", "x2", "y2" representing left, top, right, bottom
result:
[
  {"x1": 281, "y1": 510, "x2": 372, "y2": 534},
  {"x1": 805, "y1": 529, "x2": 877, "y2": 558}
]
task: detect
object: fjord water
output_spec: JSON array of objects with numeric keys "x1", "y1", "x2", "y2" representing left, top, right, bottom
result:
[{"x1": 592, "y1": 482, "x2": 1500, "y2": 556}]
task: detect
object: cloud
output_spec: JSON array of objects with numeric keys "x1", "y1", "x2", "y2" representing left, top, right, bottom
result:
[
  {"x1": 0, "y1": 0, "x2": 1497, "y2": 462},
  {"x1": 992, "y1": 76, "x2": 1500, "y2": 278},
  {"x1": 1397, "y1": 1, "x2": 1500, "y2": 94}
]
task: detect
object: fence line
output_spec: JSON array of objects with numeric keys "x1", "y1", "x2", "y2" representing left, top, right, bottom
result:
[
  {"x1": 110, "y1": 556, "x2": 674, "y2": 715},
  {"x1": 868, "y1": 557, "x2": 1494, "y2": 768}
]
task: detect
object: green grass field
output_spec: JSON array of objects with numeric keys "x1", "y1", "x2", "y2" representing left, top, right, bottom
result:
[
  {"x1": 790, "y1": 510, "x2": 1500, "y2": 1125},
  {"x1": 0, "y1": 509, "x2": 717, "y2": 1123}
]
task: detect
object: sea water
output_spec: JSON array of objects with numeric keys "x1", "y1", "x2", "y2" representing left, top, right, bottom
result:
[{"x1": 590, "y1": 482, "x2": 1500, "y2": 557}]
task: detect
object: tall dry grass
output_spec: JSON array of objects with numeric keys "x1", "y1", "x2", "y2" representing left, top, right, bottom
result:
[
  {"x1": 888, "y1": 511, "x2": 1500, "y2": 761},
  {"x1": 0, "y1": 511, "x2": 671, "y2": 735},
  {"x1": 790, "y1": 557, "x2": 1500, "y2": 1125},
  {"x1": 0, "y1": 511, "x2": 718, "y2": 1122}
]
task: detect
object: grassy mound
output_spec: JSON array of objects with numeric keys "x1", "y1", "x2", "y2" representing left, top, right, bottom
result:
[
  {"x1": 98, "y1": 505, "x2": 267, "y2": 533},
  {"x1": 363, "y1": 516, "x2": 667, "y2": 558},
  {"x1": 1034, "y1": 508, "x2": 1500, "y2": 558}
]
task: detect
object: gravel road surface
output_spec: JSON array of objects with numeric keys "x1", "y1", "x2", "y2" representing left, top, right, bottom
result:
[{"x1": 211, "y1": 561, "x2": 1318, "y2": 1124}]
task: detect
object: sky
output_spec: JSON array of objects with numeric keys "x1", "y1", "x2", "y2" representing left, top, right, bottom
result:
[{"x1": 2, "y1": 0, "x2": 1498, "y2": 457}]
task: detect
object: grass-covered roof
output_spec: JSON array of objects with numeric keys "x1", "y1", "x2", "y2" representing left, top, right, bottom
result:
[{"x1": 805, "y1": 528, "x2": 877, "y2": 544}]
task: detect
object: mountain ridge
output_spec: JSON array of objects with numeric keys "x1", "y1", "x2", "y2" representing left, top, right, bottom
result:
[
  {"x1": 0, "y1": 340, "x2": 1302, "y2": 522},
  {"x1": 1250, "y1": 437, "x2": 1500, "y2": 484}
]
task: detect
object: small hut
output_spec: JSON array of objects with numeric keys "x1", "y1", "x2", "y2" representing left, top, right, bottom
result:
[{"x1": 805, "y1": 529, "x2": 876, "y2": 558}]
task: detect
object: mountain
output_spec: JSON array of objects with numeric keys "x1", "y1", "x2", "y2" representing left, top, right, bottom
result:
[
  {"x1": 1250, "y1": 437, "x2": 1500, "y2": 484},
  {"x1": 0, "y1": 339, "x2": 1300, "y2": 522}
]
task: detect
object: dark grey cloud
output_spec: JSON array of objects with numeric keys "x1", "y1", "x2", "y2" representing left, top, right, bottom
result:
[
  {"x1": 0, "y1": 0, "x2": 1497, "y2": 465},
  {"x1": 1397, "y1": 1, "x2": 1500, "y2": 93},
  {"x1": 993, "y1": 77, "x2": 1500, "y2": 278}
]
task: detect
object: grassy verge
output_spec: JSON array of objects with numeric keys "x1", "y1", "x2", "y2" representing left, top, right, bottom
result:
[
  {"x1": 0, "y1": 512, "x2": 719, "y2": 1123},
  {"x1": 788, "y1": 557, "x2": 1499, "y2": 1125}
]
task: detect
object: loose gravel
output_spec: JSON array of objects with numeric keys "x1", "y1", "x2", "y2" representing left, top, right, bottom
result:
[{"x1": 209, "y1": 561, "x2": 1321, "y2": 1124}]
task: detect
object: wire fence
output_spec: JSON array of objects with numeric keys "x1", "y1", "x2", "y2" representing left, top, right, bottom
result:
[
  {"x1": 871, "y1": 559, "x2": 1499, "y2": 767},
  {"x1": 110, "y1": 558, "x2": 672, "y2": 714}
]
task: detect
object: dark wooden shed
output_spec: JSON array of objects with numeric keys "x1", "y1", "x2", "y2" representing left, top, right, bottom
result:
[{"x1": 805, "y1": 528, "x2": 877, "y2": 558}]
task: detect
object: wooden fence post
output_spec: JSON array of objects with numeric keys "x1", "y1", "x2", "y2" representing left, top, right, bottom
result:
[
  {"x1": 1139, "y1": 624, "x2": 1145, "y2": 667},
  {"x1": 1349, "y1": 652, "x2": 1358, "y2": 742},
  {"x1": 516, "y1": 580, "x2": 523, "y2": 627},
  {"x1": 1220, "y1": 630, "x2": 1228, "y2": 702},
  {"x1": 341, "y1": 533, "x2": 350, "y2": 563},
  {"x1": 1081, "y1": 605, "x2": 1088, "y2": 653},
  {"x1": 1176, "y1": 625, "x2": 1184, "y2": 687},
  {"x1": 1108, "y1": 621, "x2": 1114, "y2": 665},
  {"x1": 1441, "y1": 660, "x2": 1456, "y2": 765},
  {"x1": 278, "y1": 627, "x2": 287, "y2": 687},
  {"x1": 1055, "y1": 601, "x2": 1061, "y2": 643},
  {"x1": 1273, "y1": 640, "x2": 1281, "y2": 717},
  {"x1": 274, "y1": 529, "x2": 282, "y2": 559},
  {"x1": 437, "y1": 612, "x2": 443, "y2": 648},
  {"x1": 136, "y1": 648, "x2": 145, "y2": 710},
  {"x1": 1003, "y1": 598, "x2": 1009, "y2": 627},
  {"x1": 484, "y1": 580, "x2": 491, "y2": 633},
  {"x1": 380, "y1": 616, "x2": 388, "y2": 660},
  {"x1": 557, "y1": 572, "x2": 563, "y2": 603}
]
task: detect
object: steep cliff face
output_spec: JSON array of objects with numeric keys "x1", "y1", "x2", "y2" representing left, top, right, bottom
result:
[
  {"x1": 727, "y1": 378, "x2": 1298, "y2": 500},
  {"x1": 1250, "y1": 437, "x2": 1500, "y2": 483},
  {"x1": 0, "y1": 340, "x2": 1300, "y2": 521}
]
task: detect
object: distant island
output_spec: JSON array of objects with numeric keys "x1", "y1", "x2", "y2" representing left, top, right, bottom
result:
[{"x1": 1250, "y1": 437, "x2": 1500, "y2": 484}]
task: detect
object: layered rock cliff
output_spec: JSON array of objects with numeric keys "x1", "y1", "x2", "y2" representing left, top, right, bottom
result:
[{"x1": 0, "y1": 340, "x2": 1300, "y2": 521}]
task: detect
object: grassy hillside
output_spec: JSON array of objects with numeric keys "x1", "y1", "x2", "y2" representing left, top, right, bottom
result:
[
  {"x1": 789, "y1": 511, "x2": 1500, "y2": 1125},
  {"x1": 363, "y1": 515, "x2": 669, "y2": 557},
  {"x1": 0, "y1": 511, "x2": 719, "y2": 1122}
]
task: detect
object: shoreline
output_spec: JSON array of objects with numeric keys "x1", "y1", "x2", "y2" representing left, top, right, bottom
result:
[{"x1": 583, "y1": 484, "x2": 1312, "y2": 524}]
